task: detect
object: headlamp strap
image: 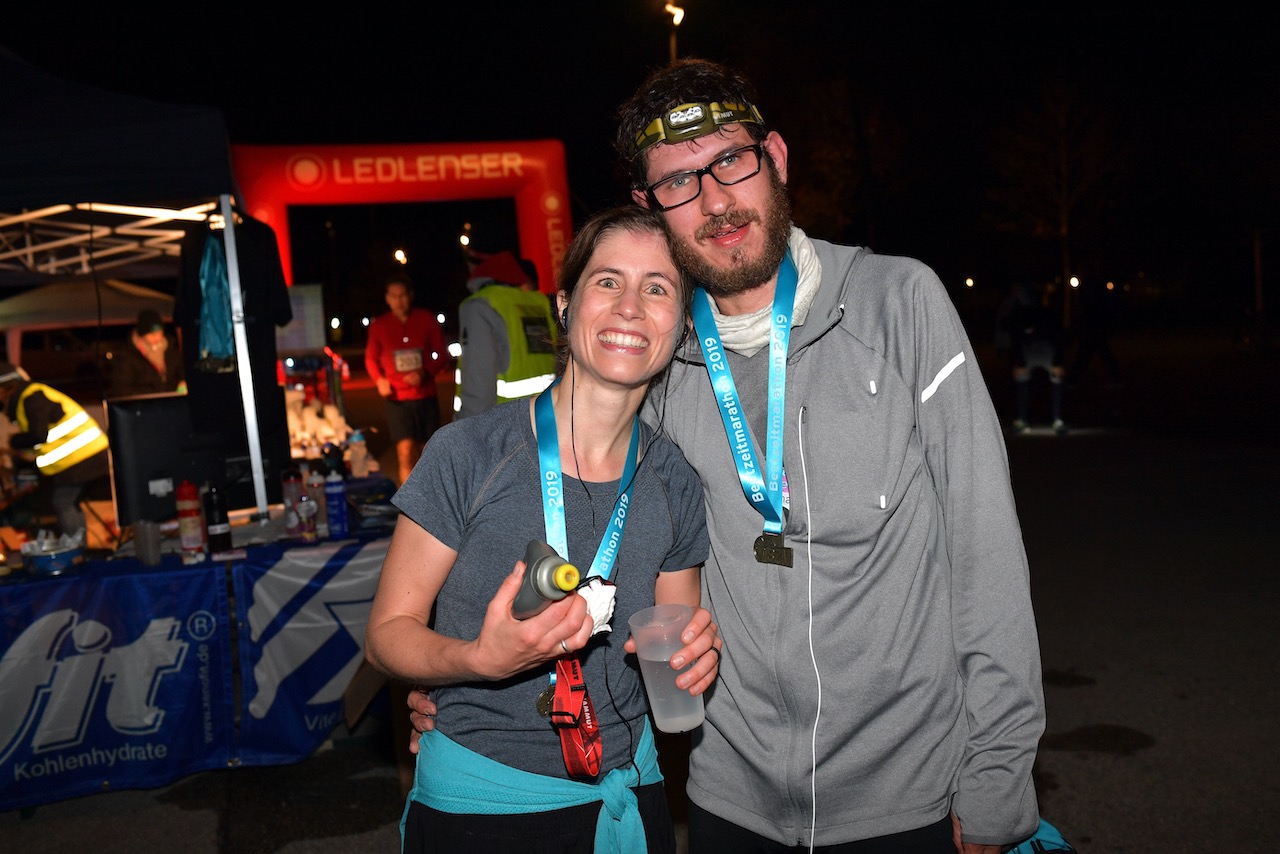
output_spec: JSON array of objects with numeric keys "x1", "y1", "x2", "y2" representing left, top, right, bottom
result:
[{"x1": 551, "y1": 655, "x2": 602, "y2": 778}]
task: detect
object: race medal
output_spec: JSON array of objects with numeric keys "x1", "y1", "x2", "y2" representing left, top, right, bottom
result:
[
  {"x1": 754, "y1": 532, "x2": 793, "y2": 567},
  {"x1": 536, "y1": 684, "x2": 556, "y2": 718}
]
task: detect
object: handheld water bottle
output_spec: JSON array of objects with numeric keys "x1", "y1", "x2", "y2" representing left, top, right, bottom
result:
[{"x1": 512, "y1": 540, "x2": 580, "y2": 619}]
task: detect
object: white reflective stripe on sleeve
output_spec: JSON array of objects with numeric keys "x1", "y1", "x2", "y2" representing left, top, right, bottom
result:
[
  {"x1": 920, "y1": 352, "x2": 965, "y2": 403},
  {"x1": 497, "y1": 374, "x2": 556, "y2": 399}
]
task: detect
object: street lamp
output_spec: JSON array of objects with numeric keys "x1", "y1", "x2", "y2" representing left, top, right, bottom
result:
[{"x1": 665, "y1": 3, "x2": 684, "y2": 62}]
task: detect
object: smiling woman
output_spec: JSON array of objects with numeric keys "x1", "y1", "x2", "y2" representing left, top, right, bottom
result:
[
  {"x1": 363, "y1": 204, "x2": 716, "y2": 854},
  {"x1": 551, "y1": 207, "x2": 692, "y2": 391}
]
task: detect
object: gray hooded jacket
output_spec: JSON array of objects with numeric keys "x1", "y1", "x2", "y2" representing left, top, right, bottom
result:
[{"x1": 643, "y1": 230, "x2": 1044, "y2": 847}]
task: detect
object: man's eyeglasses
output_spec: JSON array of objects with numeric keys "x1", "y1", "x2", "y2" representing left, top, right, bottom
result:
[{"x1": 644, "y1": 144, "x2": 764, "y2": 212}]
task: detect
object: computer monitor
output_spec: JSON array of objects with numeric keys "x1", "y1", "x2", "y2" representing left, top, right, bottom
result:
[
  {"x1": 105, "y1": 393, "x2": 200, "y2": 526},
  {"x1": 105, "y1": 392, "x2": 279, "y2": 527}
]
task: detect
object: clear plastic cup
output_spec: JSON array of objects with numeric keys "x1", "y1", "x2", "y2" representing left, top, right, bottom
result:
[{"x1": 628, "y1": 604, "x2": 705, "y2": 733}]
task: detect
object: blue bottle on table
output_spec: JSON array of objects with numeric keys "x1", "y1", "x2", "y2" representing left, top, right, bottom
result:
[{"x1": 324, "y1": 470, "x2": 349, "y2": 539}]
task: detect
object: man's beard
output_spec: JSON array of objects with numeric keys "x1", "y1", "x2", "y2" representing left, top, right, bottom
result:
[{"x1": 671, "y1": 168, "x2": 792, "y2": 299}]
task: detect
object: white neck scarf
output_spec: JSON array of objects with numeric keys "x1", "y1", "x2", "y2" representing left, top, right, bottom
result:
[{"x1": 708, "y1": 227, "x2": 821, "y2": 357}]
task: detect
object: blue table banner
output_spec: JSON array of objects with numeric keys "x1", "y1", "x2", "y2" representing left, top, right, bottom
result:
[
  {"x1": 230, "y1": 537, "x2": 389, "y2": 765},
  {"x1": 0, "y1": 555, "x2": 235, "y2": 811}
]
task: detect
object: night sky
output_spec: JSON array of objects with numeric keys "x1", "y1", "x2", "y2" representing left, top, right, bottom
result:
[{"x1": 7, "y1": 4, "x2": 1277, "y2": 332}]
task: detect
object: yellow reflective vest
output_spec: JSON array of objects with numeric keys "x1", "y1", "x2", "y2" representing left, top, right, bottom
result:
[
  {"x1": 455, "y1": 285, "x2": 557, "y2": 413},
  {"x1": 15, "y1": 383, "x2": 109, "y2": 476}
]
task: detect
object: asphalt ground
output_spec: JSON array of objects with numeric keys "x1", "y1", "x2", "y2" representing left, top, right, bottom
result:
[{"x1": 3, "y1": 324, "x2": 1277, "y2": 853}]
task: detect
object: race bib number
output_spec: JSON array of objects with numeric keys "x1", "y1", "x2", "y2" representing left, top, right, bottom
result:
[{"x1": 393, "y1": 348, "x2": 423, "y2": 373}]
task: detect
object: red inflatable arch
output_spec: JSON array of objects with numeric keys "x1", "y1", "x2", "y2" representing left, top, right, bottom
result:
[{"x1": 231, "y1": 140, "x2": 573, "y2": 291}]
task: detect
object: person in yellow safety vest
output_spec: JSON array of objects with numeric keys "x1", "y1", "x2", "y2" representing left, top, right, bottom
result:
[
  {"x1": 454, "y1": 251, "x2": 558, "y2": 420},
  {"x1": 0, "y1": 363, "x2": 110, "y2": 537}
]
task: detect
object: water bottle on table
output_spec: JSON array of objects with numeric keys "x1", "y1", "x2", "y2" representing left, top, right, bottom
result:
[{"x1": 325, "y1": 469, "x2": 349, "y2": 539}]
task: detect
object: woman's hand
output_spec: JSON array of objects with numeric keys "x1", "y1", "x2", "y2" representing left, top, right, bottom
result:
[
  {"x1": 402, "y1": 559, "x2": 595, "y2": 753},
  {"x1": 469, "y1": 561, "x2": 594, "y2": 681},
  {"x1": 406, "y1": 688, "x2": 436, "y2": 755},
  {"x1": 366, "y1": 520, "x2": 594, "y2": 688}
]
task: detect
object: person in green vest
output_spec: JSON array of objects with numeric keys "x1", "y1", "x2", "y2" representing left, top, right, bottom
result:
[
  {"x1": 454, "y1": 250, "x2": 557, "y2": 420},
  {"x1": 0, "y1": 363, "x2": 110, "y2": 537}
]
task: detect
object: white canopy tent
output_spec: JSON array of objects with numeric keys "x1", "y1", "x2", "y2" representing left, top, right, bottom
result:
[{"x1": 0, "y1": 278, "x2": 174, "y2": 365}]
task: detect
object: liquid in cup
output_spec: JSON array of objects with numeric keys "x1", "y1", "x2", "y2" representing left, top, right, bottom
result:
[{"x1": 628, "y1": 604, "x2": 705, "y2": 733}]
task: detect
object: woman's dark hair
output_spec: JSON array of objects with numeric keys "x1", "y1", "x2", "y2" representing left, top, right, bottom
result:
[{"x1": 554, "y1": 205, "x2": 691, "y2": 375}]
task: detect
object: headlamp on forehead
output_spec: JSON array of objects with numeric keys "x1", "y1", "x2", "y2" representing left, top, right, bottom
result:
[{"x1": 632, "y1": 100, "x2": 764, "y2": 155}]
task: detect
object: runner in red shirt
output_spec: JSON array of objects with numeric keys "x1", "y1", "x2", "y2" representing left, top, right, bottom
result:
[{"x1": 365, "y1": 272, "x2": 446, "y2": 483}]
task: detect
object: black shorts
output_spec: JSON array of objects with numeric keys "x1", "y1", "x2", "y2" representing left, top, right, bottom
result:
[
  {"x1": 1015, "y1": 341, "x2": 1059, "y2": 374},
  {"x1": 385, "y1": 397, "x2": 439, "y2": 444},
  {"x1": 402, "y1": 781, "x2": 675, "y2": 854}
]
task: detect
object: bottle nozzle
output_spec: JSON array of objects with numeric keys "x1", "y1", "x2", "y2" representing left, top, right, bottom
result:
[
  {"x1": 552, "y1": 563, "x2": 580, "y2": 592},
  {"x1": 513, "y1": 541, "x2": 580, "y2": 620}
]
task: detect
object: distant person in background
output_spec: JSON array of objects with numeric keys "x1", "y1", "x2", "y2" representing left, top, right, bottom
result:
[
  {"x1": 0, "y1": 362, "x2": 110, "y2": 537},
  {"x1": 365, "y1": 272, "x2": 446, "y2": 484},
  {"x1": 1001, "y1": 282, "x2": 1068, "y2": 434},
  {"x1": 453, "y1": 250, "x2": 557, "y2": 420},
  {"x1": 1067, "y1": 277, "x2": 1122, "y2": 389},
  {"x1": 109, "y1": 309, "x2": 187, "y2": 398}
]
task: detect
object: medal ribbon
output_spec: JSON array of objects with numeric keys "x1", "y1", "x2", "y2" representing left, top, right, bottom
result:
[
  {"x1": 534, "y1": 379, "x2": 639, "y2": 777},
  {"x1": 690, "y1": 251, "x2": 798, "y2": 537}
]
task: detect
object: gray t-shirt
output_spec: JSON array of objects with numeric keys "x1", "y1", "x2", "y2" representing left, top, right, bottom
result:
[{"x1": 393, "y1": 397, "x2": 709, "y2": 778}]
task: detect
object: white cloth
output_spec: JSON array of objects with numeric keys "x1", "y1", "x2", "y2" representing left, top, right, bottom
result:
[{"x1": 577, "y1": 577, "x2": 617, "y2": 635}]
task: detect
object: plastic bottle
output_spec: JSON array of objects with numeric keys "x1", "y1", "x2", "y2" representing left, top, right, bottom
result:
[
  {"x1": 176, "y1": 479, "x2": 207, "y2": 564},
  {"x1": 204, "y1": 481, "x2": 233, "y2": 555},
  {"x1": 512, "y1": 540, "x2": 580, "y2": 619},
  {"x1": 281, "y1": 469, "x2": 304, "y2": 538},
  {"x1": 348, "y1": 431, "x2": 369, "y2": 478},
  {"x1": 295, "y1": 491, "x2": 319, "y2": 542},
  {"x1": 304, "y1": 464, "x2": 328, "y2": 537},
  {"x1": 324, "y1": 470, "x2": 349, "y2": 539}
]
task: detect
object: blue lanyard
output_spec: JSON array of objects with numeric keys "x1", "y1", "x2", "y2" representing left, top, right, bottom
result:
[
  {"x1": 534, "y1": 380, "x2": 639, "y2": 687},
  {"x1": 534, "y1": 378, "x2": 639, "y2": 582},
  {"x1": 689, "y1": 251, "x2": 797, "y2": 536}
]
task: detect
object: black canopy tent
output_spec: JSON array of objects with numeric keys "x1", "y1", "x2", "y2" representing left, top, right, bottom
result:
[
  {"x1": 0, "y1": 46, "x2": 278, "y2": 520},
  {"x1": 0, "y1": 46, "x2": 235, "y2": 284}
]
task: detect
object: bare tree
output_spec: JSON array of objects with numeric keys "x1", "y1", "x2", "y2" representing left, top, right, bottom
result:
[{"x1": 986, "y1": 82, "x2": 1128, "y2": 327}]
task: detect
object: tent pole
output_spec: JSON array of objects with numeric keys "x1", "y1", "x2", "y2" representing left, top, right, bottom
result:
[{"x1": 219, "y1": 194, "x2": 269, "y2": 518}]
